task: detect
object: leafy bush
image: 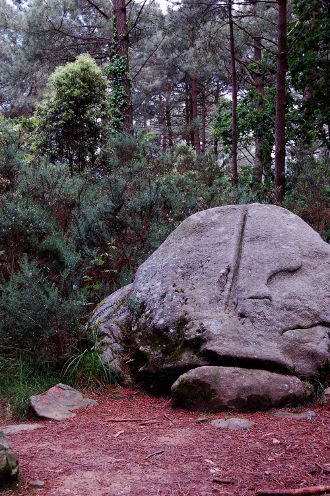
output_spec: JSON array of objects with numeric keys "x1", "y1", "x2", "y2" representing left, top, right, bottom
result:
[{"x1": 33, "y1": 54, "x2": 109, "y2": 173}]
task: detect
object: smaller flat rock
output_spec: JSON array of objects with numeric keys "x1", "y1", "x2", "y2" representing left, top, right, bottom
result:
[
  {"x1": 29, "y1": 383, "x2": 97, "y2": 421},
  {"x1": 29, "y1": 480, "x2": 45, "y2": 488},
  {"x1": 3, "y1": 423, "x2": 44, "y2": 435},
  {"x1": 272, "y1": 409, "x2": 316, "y2": 420},
  {"x1": 211, "y1": 418, "x2": 253, "y2": 430},
  {"x1": 196, "y1": 418, "x2": 209, "y2": 424},
  {"x1": 0, "y1": 431, "x2": 19, "y2": 486}
]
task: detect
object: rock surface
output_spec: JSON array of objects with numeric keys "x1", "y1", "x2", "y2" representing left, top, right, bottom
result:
[
  {"x1": 211, "y1": 418, "x2": 253, "y2": 430},
  {"x1": 171, "y1": 366, "x2": 308, "y2": 412},
  {"x1": 322, "y1": 387, "x2": 330, "y2": 406},
  {"x1": 93, "y1": 204, "x2": 330, "y2": 411},
  {"x1": 272, "y1": 409, "x2": 316, "y2": 420},
  {"x1": 3, "y1": 423, "x2": 44, "y2": 435},
  {"x1": 29, "y1": 384, "x2": 97, "y2": 420},
  {"x1": 0, "y1": 431, "x2": 19, "y2": 486},
  {"x1": 88, "y1": 284, "x2": 132, "y2": 377}
]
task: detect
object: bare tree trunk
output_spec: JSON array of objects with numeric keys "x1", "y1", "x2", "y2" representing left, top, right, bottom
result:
[
  {"x1": 159, "y1": 93, "x2": 167, "y2": 152},
  {"x1": 185, "y1": 75, "x2": 190, "y2": 145},
  {"x1": 254, "y1": 34, "x2": 263, "y2": 184},
  {"x1": 113, "y1": 0, "x2": 133, "y2": 134},
  {"x1": 201, "y1": 88, "x2": 207, "y2": 153},
  {"x1": 165, "y1": 99, "x2": 174, "y2": 149},
  {"x1": 228, "y1": 0, "x2": 238, "y2": 187},
  {"x1": 214, "y1": 81, "x2": 220, "y2": 156},
  {"x1": 274, "y1": 0, "x2": 287, "y2": 202},
  {"x1": 192, "y1": 75, "x2": 201, "y2": 155}
]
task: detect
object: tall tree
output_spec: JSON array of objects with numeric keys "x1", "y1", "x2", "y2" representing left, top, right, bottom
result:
[
  {"x1": 228, "y1": 0, "x2": 238, "y2": 187},
  {"x1": 112, "y1": 0, "x2": 133, "y2": 133},
  {"x1": 274, "y1": 0, "x2": 287, "y2": 202}
]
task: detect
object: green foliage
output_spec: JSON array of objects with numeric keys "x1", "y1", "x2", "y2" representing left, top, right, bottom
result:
[
  {"x1": 63, "y1": 327, "x2": 119, "y2": 389},
  {"x1": 0, "y1": 117, "x2": 29, "y2": 193},
  {"x1": 0, "y1": 255, "x2": 86, "y2": 363},
  {"x1": 33, "y1": 54, "x2": 109, "y2": 173},
  {"x1": 286, "y1": 154, "x2": 329, "y2": 241},
  {"x1": 0, "y1": 353, "x2": 62, "y2": 419},
  {"x1": 214, "y1": 87, "x2": 275, "y2": 170},
  {"x1": 288, "y1": 0, "x2": 329, "y2": 147}
]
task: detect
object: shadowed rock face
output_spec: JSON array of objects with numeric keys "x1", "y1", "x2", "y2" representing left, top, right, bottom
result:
[
  {"x1": 0, "y1": 431, "x2": 19, "y2": 486},
  {"x1": 92, "y1": 204, "x2": 330, "y2": 411}
]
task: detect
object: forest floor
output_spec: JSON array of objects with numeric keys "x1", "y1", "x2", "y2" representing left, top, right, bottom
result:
[{"x1": 1, "y1": 388, "x2": 329, "y2": 496}]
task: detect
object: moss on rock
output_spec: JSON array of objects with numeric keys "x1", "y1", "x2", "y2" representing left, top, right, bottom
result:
[
  {"x1": 0, "y1": 432, "x2": 19, "y2": 488},
  {"x1": 172, "y1": 378, "x2": 216, "y2": 408}
]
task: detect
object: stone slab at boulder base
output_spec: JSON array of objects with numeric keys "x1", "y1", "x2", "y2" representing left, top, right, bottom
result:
[
  {"x1": 171, "y1": 366, "x2": 309, "y2": 412},
  {"x1": 93, "y1": 204, "x2": 330, "y2": 411},
  {"x1": 0, "y1": 431, "x2": 19, "y2": 486},
  {"x1": 29, "y1": 384, "x2": 97, "y2": 420}
]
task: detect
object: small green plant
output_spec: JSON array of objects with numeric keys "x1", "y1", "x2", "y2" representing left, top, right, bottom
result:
[
  {"x1": 0, "y1": 352, "x2": 61, "y2": 420},
  {"x1": 63, "y1": 328, "x2": 119, "y2": 389}
]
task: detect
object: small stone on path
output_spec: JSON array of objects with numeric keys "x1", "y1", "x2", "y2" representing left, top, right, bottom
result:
[
  {"x1": 196, "y1": 417, "x2": 209, "y2": 424},
  {"x1": 272, "y1": 409, "x2": 316, "y2": 420},
  {"x1": 3, "y1": 423, "x2": 44, "y2": 435},
  {"x1": 211, "y1": 418, "x2": 253, "y2": 430},
  {"x1": 29, "y1": 480, "x2": 45, "y2": 488}
]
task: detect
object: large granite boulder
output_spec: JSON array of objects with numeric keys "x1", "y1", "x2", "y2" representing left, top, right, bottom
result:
[
  {"x1": 29, "y1": 384, "x2": 97, "y2": 420},
  {"x1": 92, "y1": 204, "x2": 330, "y2": 410},
  {"x1": 0, "y1": 431, "x2": 19, "y2": 487}
]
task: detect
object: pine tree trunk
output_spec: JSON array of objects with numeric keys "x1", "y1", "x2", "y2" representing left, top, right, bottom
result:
[
  {"x1": 185, "y1": 75, "x2": 190, "y2": 145},
  {"x1": 113, "y1": 0, "x2": 133, "y2": 134},
  {"x1": 214, "y1": 81, "x2": 220, "y2": 156},
  {"x1": 274, "y1": 0, "x2": 287, "y2": 202},
  {"x1": 254, "y1": 35, "x2": 263, "y2": 184},
  {"x1": 192, "y1": 75, "x2": 201, "y2": 155},
  {"x1": 165, "y1": 99, "x2": 174, "y2": 149},
  {"x1": 228, "y1": 0, "x2": 238, "y2": 187},
  {"x1": 159, "y1": 93, "x2": 167, "y2": 152},
  {"x1": 201, "y1": 89, "x2": 206, "y2": 153}
]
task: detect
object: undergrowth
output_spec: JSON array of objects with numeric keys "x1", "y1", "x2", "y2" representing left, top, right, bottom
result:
[
  {"x1": 0, "y1": 352, "x2": 62, "y2": 420},
  {"x1": 0, "y1": 335, "x2": 118, "y2": 420}
]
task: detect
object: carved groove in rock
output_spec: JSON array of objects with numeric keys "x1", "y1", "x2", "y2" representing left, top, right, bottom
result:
[{"x1": 224, "y1": 207, "x2": 248, "y2": 311}]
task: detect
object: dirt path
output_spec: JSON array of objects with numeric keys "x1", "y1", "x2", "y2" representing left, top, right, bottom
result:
[{"x1": 2, "y1": 389, "x2": 329, "y2": 496}]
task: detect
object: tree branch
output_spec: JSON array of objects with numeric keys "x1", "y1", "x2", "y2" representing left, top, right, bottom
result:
[{"x1": 85, "y1": 0, "x2": 110, "y2": 20}]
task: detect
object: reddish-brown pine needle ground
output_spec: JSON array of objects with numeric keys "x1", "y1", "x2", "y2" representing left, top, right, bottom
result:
[{"x1": 1, "y1": 388, "x2": 329, "y2": 496}]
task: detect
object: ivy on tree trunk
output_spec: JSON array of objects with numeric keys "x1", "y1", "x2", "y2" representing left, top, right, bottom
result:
[
  {"x1": 107, "y1": 0, "x2": 133, "y2": 134},
  {"x1": 228, "y1": 0, "x2": 238, "y2": 188},
  {"x1": 274, "y1": 0, "x2": 287, "y2": 202}
]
